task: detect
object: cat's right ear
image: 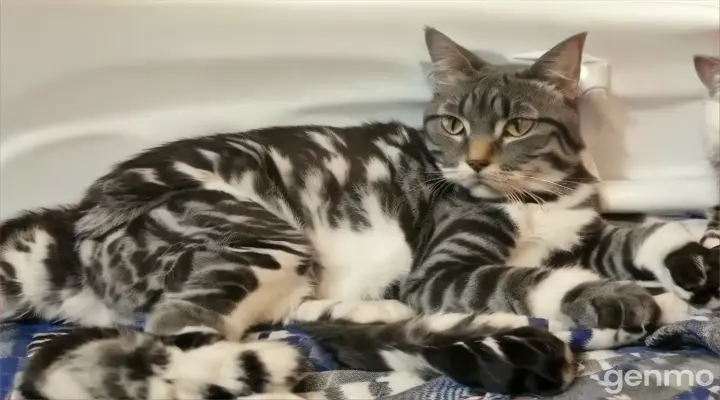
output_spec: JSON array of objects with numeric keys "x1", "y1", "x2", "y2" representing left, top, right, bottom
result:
[
  {"x1": 694, "y1": 55, "x2": 720, "y2": 92},
  {"x1": 526, "y1": 32, "x2": 587, "y2": 101},
  {"x1": 425, "y1": 27, "x2": 487, "y2": 90}
]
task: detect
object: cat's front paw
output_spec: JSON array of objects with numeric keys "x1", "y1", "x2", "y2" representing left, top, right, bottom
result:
[
  {"x1": 560, "y1": 281, "x2": 660, "y2": 330},
  {"x1": 664, "y1": 242, "x2": 720, "y2": 311},
  {"x1": 423, "y1": 326, "x2": 576, "y2": 396}
]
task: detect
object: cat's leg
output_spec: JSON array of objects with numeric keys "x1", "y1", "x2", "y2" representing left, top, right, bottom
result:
[
  {"x1": 561, "y1": 219, "x2": 720, "y2": 312},
  {"x1": 0, "y1": 206, "x2": 129, "y2": 325},
  {"x1": 288, "y1": 298, "x2": 416, "y2": 325},
  {"x1": 292, "y1": 310, "x2": 639, "y2": 351},
  {"x1": 131, "y1": 189, "x2": 315, "y2": 341},
  {"x1": 401, "y1": 204, "x2": 662, "y2": 332},
  {"x1": 322, "y1": 203, "x2": 653, "y2": 394},
  {"x1": 295, "y1": 312, "x2": 582, "y2": 396},
  {"x1": 145, "y1": 247, "x2": 313, "y2": 341},
  {"x1": 12, "y1": 189, "x2": 314, "y2": 399}
]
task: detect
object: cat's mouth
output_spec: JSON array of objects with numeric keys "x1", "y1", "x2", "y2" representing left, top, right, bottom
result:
[
  {"x1": 439, "y1": 165, "x2": 561, "y2": 201},
  {"x1": 469, "y1": 181, "x2": 504, "y2": 199},
  {"x1": 473, "y1": 172, "x2": 525, "y2": 198},
  {"x1": 439, "y1": 166, "x2": 515, "y2": 199}
]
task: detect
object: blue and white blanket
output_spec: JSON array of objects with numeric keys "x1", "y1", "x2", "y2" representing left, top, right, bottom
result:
[{"x1": 2, "y1": 314, "x2": 720, "y2": 400}]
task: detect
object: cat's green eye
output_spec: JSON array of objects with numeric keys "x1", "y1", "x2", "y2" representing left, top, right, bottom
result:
[
  {"x1": 503, "y1": 118, "x2": 536, "y2": 137},
  {"x1": 440, "y1": 116, "x2": 465, "y2": 136}
]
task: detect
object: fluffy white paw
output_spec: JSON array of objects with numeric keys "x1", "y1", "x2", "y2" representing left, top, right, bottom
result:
[{"x1": 291, "y1": 299, "x2": 415, "y2": 323}]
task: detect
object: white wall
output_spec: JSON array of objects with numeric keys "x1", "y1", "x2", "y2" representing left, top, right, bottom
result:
[{"x1": 1, "y1": 0, "x2": 718, "y2": 218}]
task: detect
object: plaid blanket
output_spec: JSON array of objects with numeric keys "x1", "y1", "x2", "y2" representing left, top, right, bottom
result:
[{"x1": 3, "y1": 314, "x2": 720, "y2": 400}]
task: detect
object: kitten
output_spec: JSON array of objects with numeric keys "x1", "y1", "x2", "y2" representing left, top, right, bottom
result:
[
  {"x1": 694, "y1": 55, "x2": 720, "y2": 249},
  {"x1": 2, "y1": 29, "x2": 718, "y2": 399}
]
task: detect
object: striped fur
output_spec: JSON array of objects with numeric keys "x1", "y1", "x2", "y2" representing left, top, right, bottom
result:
[
  {"x1": 15, "y1": 327, "x2": 305, "y2": 400},
  {"x1": 16, "y1": 312, "x2": 644, "y2": 400},
  {"x1": 1, "y1": 30, "x2": 717, "y2": 398}
]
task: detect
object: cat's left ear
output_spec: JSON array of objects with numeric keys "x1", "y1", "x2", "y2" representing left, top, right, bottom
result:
[
  {"x1": 527, "y1": 32, "x2": 587, "y2": 100},
  {"x1": 694, "y1": 55, "x2": 720, "y2": 92}
]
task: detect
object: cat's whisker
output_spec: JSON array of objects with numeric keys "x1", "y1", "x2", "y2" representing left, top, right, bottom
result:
[{"x1": 517, "y1": 175, "x2": 576, "y2": 193}]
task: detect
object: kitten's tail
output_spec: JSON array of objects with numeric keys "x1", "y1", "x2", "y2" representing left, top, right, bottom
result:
[{"x1": 0, "y1": 207, "x2": 117, "y2": 324}]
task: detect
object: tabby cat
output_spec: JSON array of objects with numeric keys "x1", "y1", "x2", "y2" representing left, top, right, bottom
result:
[
  {"x1": 2, "y1": 29, "x2": 719, "y2": 399},
  {"x1": 694, "y1": 54, "x2": 720, "y2": 249}
]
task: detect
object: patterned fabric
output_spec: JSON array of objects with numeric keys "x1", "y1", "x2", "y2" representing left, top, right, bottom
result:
[
  {"x1": 646, "y1": 316, "x2": 720, "y2": 356},
  {"x1": 3, "y1": 315, "x2": 720, "y2": 400}
]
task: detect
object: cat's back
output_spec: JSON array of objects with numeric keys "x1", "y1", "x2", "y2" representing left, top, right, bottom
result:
[
  {"x1": 91, "y1": 121, "x2": 422, "y2": 184},
  {"x1": 76, "y1": 121, "x2": 430, "y2": 237}
]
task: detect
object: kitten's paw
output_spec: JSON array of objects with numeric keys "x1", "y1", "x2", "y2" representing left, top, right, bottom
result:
[
  {"x1": 663, "y1": 242, "x2": 720, "y2": 311},
  {"x1": 291, "y1": 299, "x2": 415, "y2": 323},
  {"x1": 560, "y1": 281, "x2": 660, "y2": 330},
  {"x1": 423, "y1": 326, "x2": 576, "y2": 396}
]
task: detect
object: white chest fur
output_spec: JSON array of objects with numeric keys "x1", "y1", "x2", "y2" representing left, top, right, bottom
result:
[
  {"x1": 503, "y1": 185, "x2": 598, "y2": 268},
  {"x1": 309, "y1": 191, "x2": 413, "y2": 302}
]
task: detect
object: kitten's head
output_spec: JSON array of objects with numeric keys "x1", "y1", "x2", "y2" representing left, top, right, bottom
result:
[
  {"x1": 694, "y1": 55, "x2": 720, "y2": 97},
  {"x1": 423, "y1": 28, "x2": 589, "y2": 200},
  {"x1": 694, "y1": 55, "x2": 720, "y2": 159}
]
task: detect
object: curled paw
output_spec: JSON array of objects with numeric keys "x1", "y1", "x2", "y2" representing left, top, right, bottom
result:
[
  {"x1": 423, "y1": 326, "x2": 576, "y2": 396},
  {"x1": 560, "y1": 281, "x2": 660, "y2": 330},
  {"x1": 664, "y1": 242, "x2": 720, "y2": 311}
]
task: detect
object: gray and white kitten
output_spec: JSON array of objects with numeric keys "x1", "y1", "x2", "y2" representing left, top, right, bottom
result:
[
  {"x1": 2, "y1": 29, "x2": 718, "y2": 399},
  {"x1": 694, "y1": 54, "x2": 720, "y2": 249}
]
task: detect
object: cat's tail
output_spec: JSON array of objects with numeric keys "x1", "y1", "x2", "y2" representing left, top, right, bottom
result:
[
  {"x1": 0, "y1": 206, "x2": 122, "y2": 325},
  {"x1": 8, "y1": 313, "x2": 644, "y2": 399},
  {"x1": 294, "y1": 312, "x2": 644, "y2": 397},
  {"x1": 11, "y1": 327, "x2": 307, "y2": 400}
]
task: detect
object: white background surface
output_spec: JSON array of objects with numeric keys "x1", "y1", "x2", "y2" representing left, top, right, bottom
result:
[{"x1": 1, "y1": 0, "x2": 719, "y2": 219}]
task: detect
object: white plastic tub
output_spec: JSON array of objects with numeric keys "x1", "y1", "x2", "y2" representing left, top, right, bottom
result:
[{"x1": 1, "y1": 0, "x2": 718, "y2": 219}]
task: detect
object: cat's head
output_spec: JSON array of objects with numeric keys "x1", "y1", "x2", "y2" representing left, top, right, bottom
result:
[
  {"x1": 423, "y1": 28, "x2": 589, "y2": 200},
  {"x1": 694, "y1": 55, "x2": 720, "y2": 157},
  {"x1": 694, "y1": 55, "x2": 720, "y2": 98}
]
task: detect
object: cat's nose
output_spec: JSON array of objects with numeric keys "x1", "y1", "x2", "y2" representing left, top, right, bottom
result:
[
  {"x1": 467, "y1": 160, "x2": 490, "y2": 172},
  {"x1": 466, "y1": 139, "x2": 493, "y2": 172}
]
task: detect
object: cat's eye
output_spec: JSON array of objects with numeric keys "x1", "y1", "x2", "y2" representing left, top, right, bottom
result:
[
  {"x1": 440, "y1": 116, "x2": 465, "y2": 136},
  {"x1": 503, "y1": 118, "x2": 536, "y2": 137}
]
